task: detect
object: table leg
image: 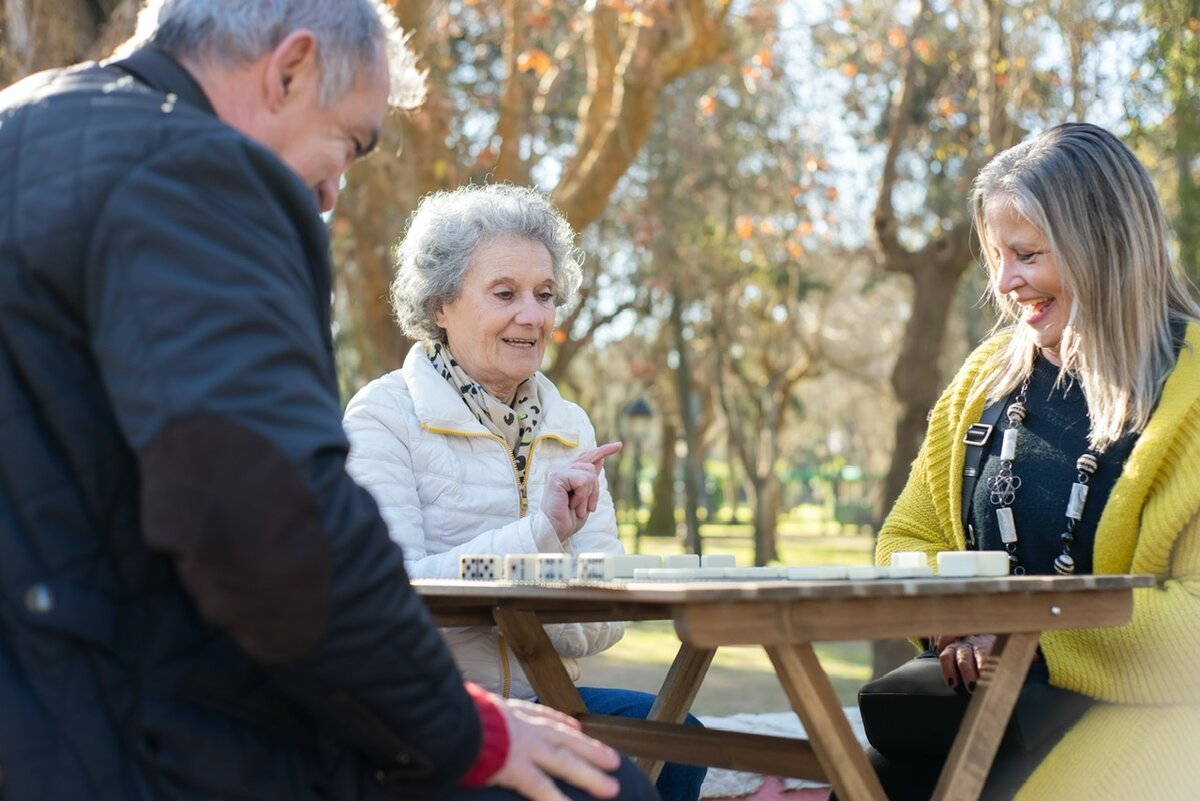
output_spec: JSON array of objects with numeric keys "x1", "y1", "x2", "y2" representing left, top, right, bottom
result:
[
  {"x1": 932, "y1": 631, "x2": 1040, "y2": 801},
  {"x1": 766, "y1": 643, "x2": 886, "y2": 801},
  {"x1": 493, "y1": 606, "x2": 588, "y2": 715},
  {"x1": 636, "y1": 644, "x2": 717, "y2": 781}
]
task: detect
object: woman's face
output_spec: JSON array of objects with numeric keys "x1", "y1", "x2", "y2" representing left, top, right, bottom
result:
[
  {"x1": 435, "y1": 235, "x2": 557, "y2": 400},
  {"x1": 984, "y1": 199, "x2": 1072, "y2": 366}
]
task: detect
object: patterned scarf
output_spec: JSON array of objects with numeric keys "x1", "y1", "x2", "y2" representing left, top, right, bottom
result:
[{"x1": 427, "y1": 342, "x2": 543, "y2": 489}]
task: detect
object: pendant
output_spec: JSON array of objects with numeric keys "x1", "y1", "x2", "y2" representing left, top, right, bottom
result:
[
  {"x1": 996, "y1": 506, "x2": 1017, "y2": 544},
  {"x1": 1066, "y1": 482, "x2": 1088, "y2": 520},
  {"x1": 1000, "y1": 428, "x2": 1019, "y2": 461},
  {"x1": 1053, "y1": 552, "x2": 1076, "y2": 575}
]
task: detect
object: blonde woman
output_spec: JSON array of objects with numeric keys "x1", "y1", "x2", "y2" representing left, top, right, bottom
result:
[{"x1": 873, "y1": 123, "x2": 1200, "y2": 799}]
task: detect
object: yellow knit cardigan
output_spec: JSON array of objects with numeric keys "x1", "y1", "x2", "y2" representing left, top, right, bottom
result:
[{"x1": 877, "y1": 323, "x2": 1200, "y2": 799}]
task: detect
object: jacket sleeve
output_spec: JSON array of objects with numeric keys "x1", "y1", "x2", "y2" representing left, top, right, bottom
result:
[
  {"x1": 1041, "y1": 515, "x2": 1200, "y2": 704},
  {"x1": 85, "y1": 131, "x2": 481, "y2": 792},
  {"x1": 877, "y1": 386, "x2": 972, "y2": 570},
  {"x1": 877, "y1": 337, "x2": 1007, "y2": 570},
  {"x1": 343, "y1": 382, "x2": 562, "y2": 579},
  {"x1": 1041, "y1": 396, "x2": 1200, "y2": 705}
]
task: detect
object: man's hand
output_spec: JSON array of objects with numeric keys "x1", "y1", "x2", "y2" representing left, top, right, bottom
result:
[
  {"x1": 488, "y1": 698, "x2": 622, "y2": 801},
  {"x1": 541, "y1": 442, "x2": 622, "y2": 541}
]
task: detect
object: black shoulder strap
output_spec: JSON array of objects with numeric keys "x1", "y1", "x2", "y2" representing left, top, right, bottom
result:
[{"x1": 960, "y1": 399, "x2": 1006, "y2": 546}]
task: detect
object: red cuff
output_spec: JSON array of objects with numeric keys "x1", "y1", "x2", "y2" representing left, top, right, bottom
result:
[{"x1": 458, "y1": 682, "x2": 510, "y2": 787}]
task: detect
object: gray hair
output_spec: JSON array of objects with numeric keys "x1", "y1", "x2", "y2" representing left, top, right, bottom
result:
[
  {"x1": 971, "y1": 122, "x2": 1200, "y2": 449},
  {"x1": 128, "y1": 0, "x2": 424, "y2": 108},
  {"x1": 391, "y1": 184, "x2": 584, "y2": 343}
]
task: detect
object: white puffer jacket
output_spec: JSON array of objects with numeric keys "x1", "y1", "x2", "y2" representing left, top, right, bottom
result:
[{"x1": 343, "y1": 344, "x2": 624, "y2": 699}]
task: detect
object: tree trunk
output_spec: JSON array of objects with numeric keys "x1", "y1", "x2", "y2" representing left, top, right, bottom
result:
[
  {"x1": 750, "y1": 475, "x2": 779, "y2": 566},
  {"x1": 880, "y1": 255, "x2": 967, "y2": 525},
  {"x1": 872, "y1": 639, "x2": 918, "y2": 681},
  {"x1": 725, "y1": 433, "x2": 740, "y2": 523},
  {"x1": 669, "y1": 282, "x2": 704, "y2": 553},
  {"x1": 869, "y1": 0, "x2": 979, "y2": 678},
  {"x1": 644, "y1": 418, "x2": 677, "y2": 538},
  {"x1": 4, "y1": 0, "x2": 97, "y2": 78}
]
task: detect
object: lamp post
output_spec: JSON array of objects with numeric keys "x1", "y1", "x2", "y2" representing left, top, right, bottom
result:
[{"x1": 621, "y1": 398, "x2": 654, "y2": 553}]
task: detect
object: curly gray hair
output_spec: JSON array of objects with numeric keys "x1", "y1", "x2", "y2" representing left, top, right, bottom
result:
[
  {"x1": 128, "y1": 0, "x2": 424, "y2": 109},
  {"x1": 391, "y1": 184, "x2": 584, "y2": 343}
]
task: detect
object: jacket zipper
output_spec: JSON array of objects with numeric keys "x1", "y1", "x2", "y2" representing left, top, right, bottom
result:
[
  {"x1": 419, "y1": 423, "x2": 580, "y2": 697},
  {"x1": 497, "y1": 635, "x2": 512, "y2": 697}
]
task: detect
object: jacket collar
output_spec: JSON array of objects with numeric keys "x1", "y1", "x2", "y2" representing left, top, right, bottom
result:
[
  {"x1": 108, "y1": 46, "x2": 216, "y2": 117},
  {"x1": 401, "y1": 344, "x2": 581, "y2": 442}
]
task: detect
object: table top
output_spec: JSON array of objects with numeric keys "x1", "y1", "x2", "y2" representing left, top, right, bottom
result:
[
  {"x1": 415, "y1": 574, "x2": 1153, "y2": 644},
  {"x1": 413, "y1": 573, "x2": 1154, "y2": 604}
]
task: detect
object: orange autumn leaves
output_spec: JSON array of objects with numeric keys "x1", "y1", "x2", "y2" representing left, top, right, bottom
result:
[
  {"x1": 513, "y1": 0, "x2": 679, "y2": 78},
  {"x1": 516, "y1": 48, "x2": 552, "y2": 77},
  {"x1": 840, "y1": 27, "x2": 934, "y2": 78},
  {"x1": 697, "y1": 47, "x2": 773, "y2": 114},
  {"x1": 734, "y1": 216, "x2": 812, "y2": 259}
]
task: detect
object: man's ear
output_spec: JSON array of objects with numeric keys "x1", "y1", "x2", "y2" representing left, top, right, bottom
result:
[{"x1": 264, "y1": 29, "x2": 319, "y2": 111}]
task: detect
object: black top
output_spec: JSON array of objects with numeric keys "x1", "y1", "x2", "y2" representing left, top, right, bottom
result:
[{"x1": 970, "y1": 357, "x2": 1138, "y2": 575}]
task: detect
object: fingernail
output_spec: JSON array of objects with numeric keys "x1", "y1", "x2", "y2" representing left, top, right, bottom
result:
[
  {"x1": 946, "y1": 677, "x2": 956, "y2": 688},
  {"x1": 967, "y1": 681, "x2": 977, "y2": 692}
]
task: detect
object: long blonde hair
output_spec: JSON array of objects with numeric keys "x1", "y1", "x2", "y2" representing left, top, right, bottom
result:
[{"x1": 971, "y1": 123, "x2": 1200, "y2": 451}]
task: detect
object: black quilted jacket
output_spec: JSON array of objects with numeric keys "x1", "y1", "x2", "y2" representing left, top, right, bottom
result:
[{"x1": 0, "y1": 47, "x2": 480, "y2": 800}]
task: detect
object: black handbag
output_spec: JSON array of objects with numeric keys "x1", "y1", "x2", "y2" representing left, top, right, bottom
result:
[{"x1": 857, "y1": 652, "x2": 1093, "y2": 759}]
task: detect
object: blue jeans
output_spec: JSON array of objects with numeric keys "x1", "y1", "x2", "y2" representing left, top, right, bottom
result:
[{"x1": 576, "y1": 686, "x2": 707, "y2": 801}]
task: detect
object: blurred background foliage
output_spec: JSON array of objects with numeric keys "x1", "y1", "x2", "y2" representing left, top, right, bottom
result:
[{"x1": 5, "y1": 0, "x2": 1197, "y2": 678}]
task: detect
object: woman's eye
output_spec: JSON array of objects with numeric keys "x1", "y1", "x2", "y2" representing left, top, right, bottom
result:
[
  {"x1": 494, "y1": 291, "x2": 514, "y2": 300},
  {"x1": 538, "y1": 291, "x2": 554, "y2": 302},
  {"x1": 1015, "y1": 251, "x2": 1037, "y2": 263}
]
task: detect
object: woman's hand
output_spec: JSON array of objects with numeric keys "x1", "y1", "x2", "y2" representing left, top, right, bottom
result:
[
  {"x1": 488, "y1": 697, "x2": 621, "y2": 801},
  {"x1": 932, "y1": 633, "x2": 997, "y2": 692},
  {"x1": 541, "y1": 442, "x2": 622, "y2": 541}
]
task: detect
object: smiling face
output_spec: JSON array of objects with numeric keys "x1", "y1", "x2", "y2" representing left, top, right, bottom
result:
[
  {"x1": 984, "y1": 198, "x2": 1073, "y2": 365},
  {"x1": 435, "y1": 235, "x2": 557, "y2": 401}
]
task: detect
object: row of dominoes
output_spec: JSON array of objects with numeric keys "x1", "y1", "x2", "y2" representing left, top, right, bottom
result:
[
  {"x1": 458, "y1": 552, "x2": 739, "y2": 582},
  {"x1": 616, "y1": 556, "x2": 1008, "y2": 581},
  {"x1": 458, "y1": 550, "x2": 1013, "y2": 582},
  {"x1": 888, "y1": 550, "x2": 1008, "y2": 577},
  {"x1": 629, "y1": 565, "x2": 927, "y2": 581},
  {"x1": 925, "y1": 550, "x2": 1009, "y2": 577},
  {"x1": 592, "y1": 552, "x2": 1010, "y2": 581}
]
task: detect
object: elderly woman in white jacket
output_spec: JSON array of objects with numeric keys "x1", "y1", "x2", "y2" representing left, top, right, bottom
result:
[{"x1": 344, "y1": 183, "x2": 704, "y2": 801}]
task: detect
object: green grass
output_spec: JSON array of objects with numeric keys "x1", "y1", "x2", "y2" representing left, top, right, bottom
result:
[
  {"x1": 619, "y1": 527, "x2": 875, "y2": 568},
  {"x1": 583, "y1": 621, "x2": 872, "y2": 715},
  {"x1": 581, "y1": 527, "x2": 877, "y2": 715}
]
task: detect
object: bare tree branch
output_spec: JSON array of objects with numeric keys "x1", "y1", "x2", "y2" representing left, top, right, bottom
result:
[
  {"x1": 492, "y1": 0, "x2": 531, "y2": 184},
  {"x1": 872, "y1": 0, "x2": 930, "y2": 273},
  {"x1": 553, "y1": 0, "x2": 729, "y2": 229}
]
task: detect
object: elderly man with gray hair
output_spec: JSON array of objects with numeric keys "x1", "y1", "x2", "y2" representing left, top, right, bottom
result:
[{"x1": 0, "y1": 2, "x2": 657, "y2": 801}]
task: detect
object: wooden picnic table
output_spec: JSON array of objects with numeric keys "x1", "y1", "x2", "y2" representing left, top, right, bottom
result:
[{"x1": 414, "y1": 573, "x2": 1151, "y2": 801}]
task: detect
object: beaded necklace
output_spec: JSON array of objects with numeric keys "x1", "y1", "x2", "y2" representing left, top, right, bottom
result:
[{"x1": 986, "y1": 379, "x2": 1099, "y2": 575}]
